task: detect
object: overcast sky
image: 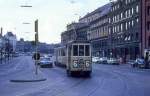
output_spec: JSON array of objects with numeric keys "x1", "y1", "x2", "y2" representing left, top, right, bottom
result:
[{"x1": 0, "y1": 0, "x2": 109, "y2": 44}]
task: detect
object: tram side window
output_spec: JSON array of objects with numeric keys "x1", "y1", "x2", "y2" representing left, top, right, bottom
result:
[
  {"x1": 61, "y1": 49, "x2": 65, "y2": 56},
  {"x1": 73, "y1": 45, "x2": 78, "y2": 56},
  {"x1": 79, "y1": 45, "x2": 84, "y2": 56},
  {"x1": 85, "y1": 45, "x2": 90, "y2": 56}
]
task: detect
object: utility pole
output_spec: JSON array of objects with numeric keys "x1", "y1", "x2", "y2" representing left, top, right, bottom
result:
[
  {"x1": 35, "y1": 19, "x2": 39, "y2": 75},
  {"x1": 0, "y1": 27, "x2": 2, "y2": 64}
]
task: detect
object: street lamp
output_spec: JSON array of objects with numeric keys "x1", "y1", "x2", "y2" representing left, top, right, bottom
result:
[
  {"x1": 20, "y1": 0, "x2": 32, "y2": 8},
  {"x1": 20, "y1": 5, "x2": 32, "y2": 7},
  {"x1": 23, "y1": 22, "x2": 31, "y2": 24}
]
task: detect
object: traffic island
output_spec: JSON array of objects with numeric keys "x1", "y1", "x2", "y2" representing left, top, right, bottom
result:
[{"x1": 10, "y1": 71, "x2": 47, "y2": 83}]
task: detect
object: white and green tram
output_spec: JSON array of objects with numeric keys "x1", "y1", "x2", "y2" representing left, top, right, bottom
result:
[{"x1": 55, "y1": 41, "x2": 92, "y2": 76}]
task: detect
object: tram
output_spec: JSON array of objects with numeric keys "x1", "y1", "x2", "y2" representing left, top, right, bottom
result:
[{"x1": 55, "y1": 40, "x2": 92, "y2": 76}]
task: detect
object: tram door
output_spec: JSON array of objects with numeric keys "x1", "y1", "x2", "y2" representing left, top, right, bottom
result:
[{"x1": 67, "y1": 45, "x2": 72, "y2": 70}]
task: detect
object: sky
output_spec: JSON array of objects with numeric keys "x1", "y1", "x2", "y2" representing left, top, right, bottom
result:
[{"x1": 0, "y1": 0, "x2": 110, "y2": 44}]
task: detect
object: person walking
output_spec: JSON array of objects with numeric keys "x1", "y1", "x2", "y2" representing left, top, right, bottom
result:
[{"x1": 144, "y1": 52, "x2": 149, "y2": 69}]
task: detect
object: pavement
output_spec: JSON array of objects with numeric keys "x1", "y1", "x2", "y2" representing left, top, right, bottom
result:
[
  {"x1": 0, "y1": 56, "x2": 46, "y2": 82},
  {"x1": 0, "y1": 56, "x2": 150, "y2": 96},
  {"x1": 10, "y1": 70, "x2": 46, "y2": 82}
]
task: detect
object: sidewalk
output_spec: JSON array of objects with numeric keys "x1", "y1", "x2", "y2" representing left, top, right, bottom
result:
[{"x1": 10, "y1": 70, "x2": 47, "y2": 82}]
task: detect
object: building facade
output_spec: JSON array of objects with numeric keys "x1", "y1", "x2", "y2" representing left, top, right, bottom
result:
[
  {"x1": 79, "y1": 3, "x2": 111, "y2": 57},
  {"x1": 141, "y1": 0, "x2": 150, "y2": 55},
  {"x1": 4, "y1": 32, "x2": 17, "y2": 52},
  {"x1": 108, "y1": 0, "x2": 141, "y2": 60},
  {"x1": 61, "y1": 22, "x2": 88, "y2": 45}
]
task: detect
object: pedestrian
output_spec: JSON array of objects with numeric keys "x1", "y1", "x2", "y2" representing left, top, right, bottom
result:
[{"x1": 144, "y1": 52, "x2": 149, "y2": 69}]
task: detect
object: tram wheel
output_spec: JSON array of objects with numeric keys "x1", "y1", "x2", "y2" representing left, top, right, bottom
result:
[{"x1": 84, "y1": 71, "x2": 91, "y2": 77}]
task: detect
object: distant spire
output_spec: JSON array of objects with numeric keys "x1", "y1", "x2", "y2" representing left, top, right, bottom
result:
[{"x1": 0, "y1": 27, "x2": 3, "y2": 36}]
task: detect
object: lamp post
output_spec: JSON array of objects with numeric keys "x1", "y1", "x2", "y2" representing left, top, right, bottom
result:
[{"x1": 34, "y1": 19, "x2": 39, "y2": 75}]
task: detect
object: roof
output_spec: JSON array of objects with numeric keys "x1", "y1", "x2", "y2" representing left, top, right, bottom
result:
[
  {"x1": 6, "y1": 32, "x2": 15, "y2": 37},
  {"x1": 80, "y1": 3, "x2": 112, "y2": 20},
  {"x1": 67, "y1": 22, "x2": 89, "y2": 30}
]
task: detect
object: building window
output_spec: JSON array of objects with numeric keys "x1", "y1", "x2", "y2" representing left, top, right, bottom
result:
[
  {"x1": 136, "y1": 33, "x2": 139, "y2": 40},
  {"x1": 125, "y1": 11, "x2": 128, "y2": 18},
  {"x1": 132, "y1": 20, "x2": 134, "y2": 26},
  {"x1": 149, "y1": 36, "x2": 150, "y2": 47},
  {"x1": 129, "y1": 9, "x2": 131, "y2": 17},
  {"x1": 136, "y1": 18, "x2": 139, "y2": 23},
  {"x1": 121, "y1": 13, "x2": 123, "y2": 19},
  {"x1": 121, "y1": 24, "x2": 123, "y2": 32},
  {"x1": 136, "y1": 5, "x2": 139, "y2": 13},
  {"x1": 117, "y1": 25, "x2": 120, "y2": 32},
  {"x1": 126, "y1": 22, "x2": 128, "y2": 30},
  {"x1": 125, "y1": 0, "x2": 128, "y2": 4},
  {"x1": 147, "y1": 21, "x2": 150, "y2": 31},
  {"x1": 132, "y1": 8, "x2": 134, "y2": 15},
  {"x1": 147, "y1": 6, "x2": 150, "y2": 16}
]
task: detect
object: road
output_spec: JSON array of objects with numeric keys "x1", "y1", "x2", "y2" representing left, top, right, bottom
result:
[{"x1": 0, "y1": 56, "x2": 150, "y2": 96}]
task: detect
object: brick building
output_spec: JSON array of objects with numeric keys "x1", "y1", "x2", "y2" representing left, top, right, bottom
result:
[
  {"x1": 141, "y1": 0, "x2": 150, "y2": 55},
  {"x1": 108, "y1": 0, "x2": 141, "y2": 60}
]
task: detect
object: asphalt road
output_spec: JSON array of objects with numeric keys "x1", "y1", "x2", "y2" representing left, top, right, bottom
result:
[{"x1": 0, "y1": 56, "x2": 150, "y2": 96}]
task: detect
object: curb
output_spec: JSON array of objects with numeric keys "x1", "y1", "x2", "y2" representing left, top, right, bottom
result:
[{"x1": 10, "y1": 78, "x2": 47, "y2": 83}]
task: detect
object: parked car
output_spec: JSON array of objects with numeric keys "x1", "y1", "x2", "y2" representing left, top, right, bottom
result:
[
  {"x1": 92, "y1": 57, "x2": 100, "y2": 63},
  {"x1": 98, "y1": 57, "x2": 108, "y2": 64},
  {"x1": 135, "y1": 58, "x2": 145, "y2": 68},
  {"x1": 128, "y1": 60, "x2": 137, "y2": 67},
  {"x1": 39, "y1": 57, "x2": 53, "y2": 68},
  {"x1": 107, "y1": 58, "x2": 120, "y2": 65},
  {"x1": 129, "y1": 58, "x2": 145, "y2": 68}
]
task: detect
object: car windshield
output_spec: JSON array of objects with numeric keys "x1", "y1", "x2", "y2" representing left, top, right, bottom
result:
[{"x1": 41, "y1": 58, "x2": 50, "y2": 61}]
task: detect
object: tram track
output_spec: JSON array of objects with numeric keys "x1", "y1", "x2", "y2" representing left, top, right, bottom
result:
[
  {"x1": 52, "y1": 69, "x2": 105, "y2": 96},
  {"x1": 75, "y1": 67, "x2": 131, "y2": 96},
  {"x1": 20, "y1": 67, "x2": 87, "y2": 96},
  {"x1": 93, "y1": 67, "x2": 131, "y2": 96}
]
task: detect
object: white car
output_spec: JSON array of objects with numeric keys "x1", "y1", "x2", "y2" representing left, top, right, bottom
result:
[
  {"x1": 40, "y1": 57, "x2": 53, "y2": 68},
  {"x1": 92, "y1": 57, "x2": 100, "y2": 63},
  {"x1": 107, "y1": 58, "x2": 119, "y2": 65},
  {"x1": 98, "y1": 57, "x2": 108, "y2": 64}
]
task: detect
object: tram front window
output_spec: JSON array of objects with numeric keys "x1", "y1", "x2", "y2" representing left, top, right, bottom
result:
[
  {"x1": 79, "y1": 45, "x2": 84, "y2": 56},
  {"x1": 73, "y1": 45, "x2": 78, "y2": 56},
  {"x1": 85, "y1": 45, "x2": 90, "y2": 56}
]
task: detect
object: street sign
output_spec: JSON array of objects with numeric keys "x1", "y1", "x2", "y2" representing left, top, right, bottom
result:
[{"x1": 33, "y1": 53, "x2": 40, "y2": 60}]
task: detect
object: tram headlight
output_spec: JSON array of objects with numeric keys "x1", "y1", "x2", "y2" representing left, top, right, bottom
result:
[
  {"x1": 86, "y1": 61, "x2": 90, "y2": 67},
  {"x1": 73, "y1": 60, "x2": 78, "y2": 68}
]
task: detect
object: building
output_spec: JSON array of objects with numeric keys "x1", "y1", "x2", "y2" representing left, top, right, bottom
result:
[
  {"x1": 79, "y1": 3, "x2": 111, "y2": 57},
  {"x1": 4, "y1": 32, "x2": 17, "y2": 52},
  {"x1": 108, "y1": 0, "x2": 140, "y2": 60},
  {"x1": 61, "y1": 22, "x2": 89, "y2": 45},
  {"x1": 141, "y1": 0, "x2": 150, "y2": 55},
  {"x1": 16, "y1": 38, "x2": 25, "y2": 52}
]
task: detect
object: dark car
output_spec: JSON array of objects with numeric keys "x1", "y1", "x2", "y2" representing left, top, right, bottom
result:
[
  {"x1": 40, "y1": 57, "x2": 53, "y2": 68},
  {"x1": 129, "y1": 58, "x2": 145, "y2": 68}
]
